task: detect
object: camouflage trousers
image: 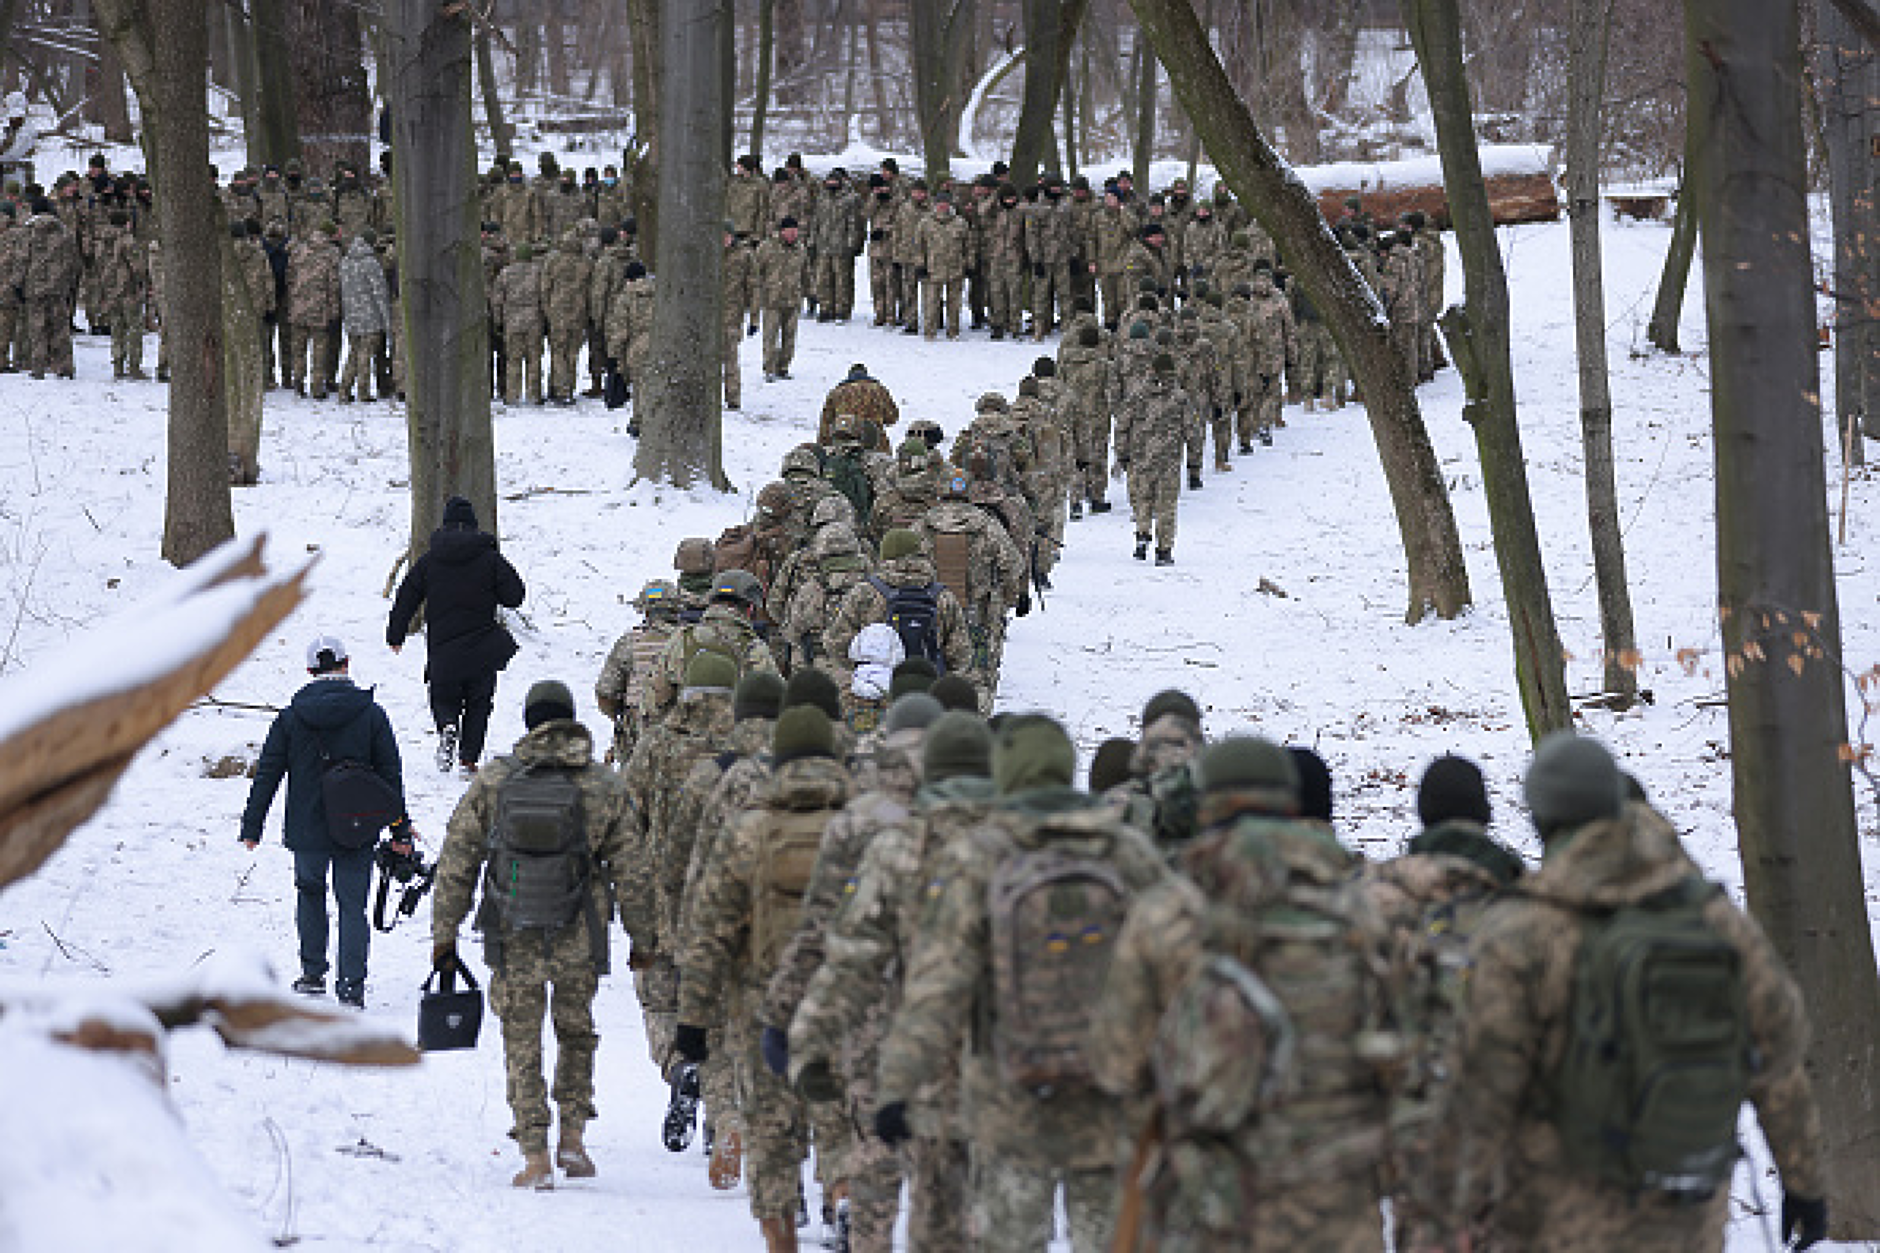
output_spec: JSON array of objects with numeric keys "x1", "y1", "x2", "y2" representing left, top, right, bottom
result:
[
  {"x1": 1128, "y1": 461, "x2": 1180, "y2": 552},
  {"x1": 1209, "y1": 400, "x2": 1234, "y2": 466},
  {"x1": 0, "y1": 299, "x2": 18, "y2": 368},
  {"x1": 971, "y1": 1153, "x2": 1115, "y2": 1253},
  {"x1": 489, "y1": 927, "x2": 602, "y2": 1155},
  {"x1": 289, "y1": 321, "x2": 333, "y2": 396},
  {"x1": 738, "y1": 1026, "x2": 810, "y2": 1221},
  {"x1": 1070, "y1": 399, "x2": 1111, "y2": 505},
  {"x1": 1297, "y1": 321, "x2": 1345, "y2": 403},
  {"x1": 109, "y1": 297, "x2": 145, "y2": 376},
  {"x1": 1148, "y1": 1167, "x2": 1384, "y2": 1253},
  {"x1": 503, "y1": 323, "x2": 545, "y2": 404},
  {"x1": 722, "y1": 318, "x2": 743, "y2": 408},
  {"x1": 835, "y1": 994, "x2": 902, "y2": 1253},
  {"x1": 1479, "y1": 1173, "x2": 1727, "y2": 1253},
  {"x1": 1244, "y1": 371, "x2": 1282, "y2": 443},
  {"x1": 921, "y1": 276, "x2": 963, "y2": 339},
  {"x1": 815, "y1": 252, "x2": 855, "y2": 319},
  {"x1": 634, "y1": 956, "x2": 678, "y2": 1075},
  {"x1": 908, "y1": 1135, "x2": 970, "y2": 1252},
  {"x1": 897, "y1": 263, "x2": 921, "y2": 329},
  {"x1": 701, "y1": 1006, "x2": 748, "y2": 1143},
  {"x1": 762, "y1": 304, "x2": 799, "y2": 376},
  {"x1": 25, "y1": 297, "x2": 73, "y2": 376},
  {"x1": 987, "y1": 262, "x2": 1025, "y2": 335},
  {"x1": 869, "y1": 256, "x2": 896, "y2": 325},
  {"x1": 545, "y1": 327, "x2": 583, "y2": 400},
  {"x1": 1098, "y1": 270, "x2": 1126, "y2": 330},
  {"x1": 1031, "y1": 261, "x2": 1073, "y2": 335},
  {"x1": 338, "y1": 331, "x2": 383, "y2": 400}
]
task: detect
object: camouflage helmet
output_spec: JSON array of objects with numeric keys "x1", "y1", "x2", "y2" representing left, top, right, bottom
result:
[
  {"x1": 896, "y1": 438, "x2": 935, "y2": 476},
  {"x1": 812, "y1": 522, "x2": 863, "y2": 561},
  {"x1": 635, "y1": 578, "x2": 681, "y2": 613},
  {"x1": 906, "y1": 418, "x2": 944, "y2": 448},
  {"x1": 974, "y1": 392, "x2": 1008, "y2": 414},
  {"x1": 810, "y1": 493, "x2": 857, "y2": 530},
  {"x1": 781, "y1": 444, "x2": 823, "y2": 479},
  {"x1": 756, "y1": 480, "x2": 795, "y2": 518},
  {"x1": 711, "y1": 568, "x2": 765, "y2": 607},
  {"x1": 674, "y1": 536, "x2": 716, "y2": 576}
]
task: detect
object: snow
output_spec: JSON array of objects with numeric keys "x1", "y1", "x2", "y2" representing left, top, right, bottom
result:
[
  {"x1": 1294, "y1": 144, "x2": 1556, "y2": 196},
  {"x1": 0, "y1": 185, "x2": 1875, "y2": 1250}
]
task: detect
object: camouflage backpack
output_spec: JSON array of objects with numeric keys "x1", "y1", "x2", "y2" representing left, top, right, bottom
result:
[
  {"x1": 983, "y1": 823, "x2": 1131, "y2": 1096},
  {"x1": 1152, "y1": 951, "x2": 1296, "y2": 1137},
  {"x1": 478, "y1": 762, "x2": 607, "y2": 971},
  {"x1": 750, "y1": 803, "x2": 838, "y2": 974},
  {"x1": 1545, "y1": 876, "x2": 1751, "y2": 1197}
]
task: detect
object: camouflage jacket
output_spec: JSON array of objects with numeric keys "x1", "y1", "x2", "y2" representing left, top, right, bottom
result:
[
  {"x1": 771, "y1": 524, "x2": 876, "y2": 668},
  {"x1": 678, "y1": 755, "x2": 853, "y2": 1026},
  {"x1": 813, "y1": 185, "x2": 864, "y2": 258},
  {"x1": 824, "y1": 551, "x2": 974, "y2": 682},
  {"x1": 235, "y1": 236, "x2": 275, "y2": 318},
  {"x1": 865, "y1": 189, "x2": 899, "y2": 259},
  {"x1": 492, "y1": 255, "x2": 543, "y2": 335},
  {"x1": 285, "y1": 234, "x2": 341, "y2": 326},
  {"x1": 761, "y1": 729, "x2": 924, "y2": 1030},
  {"x1": 330, "y1": 185, "x2": 374, "y2": 239},
  {"x1": 339, "y1": 237, "x2": 393, "y2": 334},
  {"x1": 1183, "y1": 214, "x2": 1227, "y2": 279},
  {"x1": 892, "y1": 196, "x2": 930, "y2": 266},
  {"x1": 1380, "y1": 246, "x2": 1424, "y2": 323},
  {"x1": 1114, "y1": 374, "x2": 1196, "y2": 473},
  {"x1": 772, "y1": 177, "x2": 816, "y2": 240},
  {"x1": 596, "y1": 614, "x2": 679, "y2": 763},
  {"x1": 1094, "y1": 204, "x2": 1138, "y2": 274},
  {"x1": 1440, "y1": 811, "x2": 1826, "y2": 1239},
  {"x1": 916, "y1": 209, "x2": 971, "y2": 281},
  {"x1": 755, "y1": 235, "x2": 808, "y2": 307},
  {"x1": 678, "y1": 717, "x2": 776, "y2": 940},
  {"x1": 986, "y1": 200, "x2": 1026, "y2": 267},
  {"x1": 1056, "y1": 337, "x2": 1110, "y2": 419},
  {"x1": 97, "y1": 228, "x2": 144, "y2": 306},
  {"x1": 1022, "y1": 197, "x2": 1072, "y2": 267},
  {"x1": 493, "y1": 182, "x2": 542, "y2": 247},
  {"x1": 818, "y1": 375, "x2": 900, "y2": 448},
  {"x1": 642, "y1": 603, "x2": 779, "y2": 716},
  {"x1": 875, "y1": 786, "x2": 1168, "y2": 1168},
  {"x1": 621, "y1": 687, "x2": 736, "y2": 950},
  {"x1": 23, "y1": 213, "x2": 78, "y2": 302},
  {"x1": 604, "y1": 273, "x2": 655, "y2": 360},
  {"x1": 541, "y1": 234, "x2": 594, "y2": 335},
  {"x1": 721, "y1": 238, "x2": 755, "y2": 326},
  {"x1": 542, "y1": 187, "x2": 588, "y2": 242},
  {"x1": 913, "y1": 500, "x2": 1025, "y2": 626},
  {"x1": 788, "y1": 774, "x2": 996, "y2": 1130},
  {"x1": 1120, "y1": 238, "x2": 1171, "y2": 297},
  {"x1": 1241, "y1": 282, "x2": 1297, "y2": 377},
  {"x1": 727, "y1": 171, "x2": 771, "y2": 239},
  {"x1": 430, "y1": 720, "x2": 651, "y2": 964}
]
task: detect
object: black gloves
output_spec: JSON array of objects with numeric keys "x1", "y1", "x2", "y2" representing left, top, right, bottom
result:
[
  {"x1": 1782, "y1": 1193, "x2": 1828, "y2": 1249},
  {"x1": 795, "y1": 1058, "x2": 840, "y2": 1103},
  {"x1": 1032, "y1": 263, "x2": 1045, "y2": 278},
  {"x1": 1016, "y1": 591, "x2": 1031, "y2": 617},
  {"x1": 869, "y1": 229, "x2": 884, "y2": 242},
  {"x1": 760, "y1": 1024, "x2": 789, "y2": 1077},
  {"x1": 874, "y1": 1101, "x2": 912, "y2": 1147},
  {"x1": 915, "y1": 266, "x2": 928, "y2": 280},
  {"x1": 674, "y1": 1023, "x2": 710, "y2": 1064}
]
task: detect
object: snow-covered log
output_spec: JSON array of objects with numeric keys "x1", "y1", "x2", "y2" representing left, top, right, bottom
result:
[{"x1": 1297, "y1": 144, "x2": 1561, "y2": 229}]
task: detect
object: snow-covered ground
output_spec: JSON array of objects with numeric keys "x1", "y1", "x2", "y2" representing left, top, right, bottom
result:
[{"x1": 1, "y1": 197, "x2": 1876, "y2": 1251}]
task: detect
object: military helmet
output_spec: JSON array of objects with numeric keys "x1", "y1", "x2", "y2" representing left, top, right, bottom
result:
[
  {"x1": 897, "y1": 438, "x2": 935, "y2": 475},
  {"x1": 827, "y1": 412, "x2": 863, "y2": 444},
  {"x1": 907, "y1": 418, "x2": 945, "y2": 448},
  {"x1": 711, "y1": 568, "x2": 765, "y2": 607},
  {"x1": 756, "y1": 480, "x2": 794, "y2": 517},
  {"x1": 781, "y1": 445, "x2": 823, "y2": 479},
  {"x1": 674, "y1": 536, "x2": 716, "y2": 576},
  {"x1": 810, "y1": 493, "x2": 856, "y2": 530},
  {"x1": 636, "y1": 579, "x2": 681, "y2": 612},
  {"x1": 974, "y1": 391, "x2": 1008, "y2": 414}
]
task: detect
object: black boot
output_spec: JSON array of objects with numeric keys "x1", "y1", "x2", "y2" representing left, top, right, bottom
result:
[
  {"x1": 1155, "y1": 549, "x2": 1174, "y2": 567},
  {"x1": 1188, "y1": 470, "x2": 1203, "y2": 490},
  {"x1": 662, "y1": 1063, "x2": 701, "y2": 1152},
  {"x1": 1089, "y1": 499, "x2": 1113, "y2": 514},
  {"x1": 1133, "y1": 536, "x2": 1149, "y2": 561}
]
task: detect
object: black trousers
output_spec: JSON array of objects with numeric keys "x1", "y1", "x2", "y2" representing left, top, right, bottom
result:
[{"x1": 430, "y1": 671, "x2": 499, "y2": 766}]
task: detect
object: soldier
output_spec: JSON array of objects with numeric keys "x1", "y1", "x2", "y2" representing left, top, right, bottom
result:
[
  {"x1": 1240, "y1": 261, "x2": 1296, "y2": 450},
  {"x1": 1104, "y1": 688, "x2": 1207, "y2": 848},
  {"x1": 1173, "y1": 307, "x2": 1222, "y2": 484},
  {"x1": 541, "y1": 228, "x2": 593, "y2": 405},
  {"x1": 642, "y1": 569, "x2": 779, "y2": 718},
  {"x1": 495, "y1": 160, "x2": 542, "y2": 249},
  {"x1": 1092, "y1": 736, "x2": 1397, "y2": 1253},
  {"x1": 1121, "y1": 221, "x2": 1172, "y2": 302},
  {"x1": 1012, "y1": 374, "x2": 1070, "y2": 585},
  {"x1": 788, "y1": 711, "x2": 992, "y2": 1251},
  {"x1": 22, "y1": 202, "x2": 77, "y2": 378},
  {"x1": 677, "y1": 705, "x2": 855, "y2": 1250},
  {"x1": 771, "y1": 513, "x2": 876, "y2": 677},
  {"x1": 864, "y1": 174, "x2": 899, "y2": 328},
  {"x1": 719, "y1": 224, "x2": 755, "y2": 410},
  {"x1": 604, "y1": 259, "x2": 654, "y2": 427},
  {"x1": 874, "y1": 715, "x2": 1168, "y2": 1253},
  {"x1": 757, "y1": 217, "x2": 810, "y2": 380},
  {"x1": 284, "y1": 219, "x2": 342, "y2": 398},
  {"x1": 97, "y1": 209, "x2": 146, "y2": 380},
  {"x1": 771, "y1": 163, "x2": 815, "y2": 247},
  {"x1": 1183, "y1": 196, "x2": 1226, "y2": 290},
  {"x1": 256, "y1": 164, "x2": 289, "y2": 232},
  {"x1": 0, "y1": 205, "x2": 24, "y2": 371},
  {"x1": 1115, "y1": 352, "x2": 1195, "y2": 566},
  {"x1": 330, "y1": 164, "x2": 374, "y2": 240},
  {"x1": 596, "y1": 164, "x2": 630, "y2": 227},
  {"x1": 915, "y1": 463, "x2": 1027, "y2": 685},
  {"x1": 233, "y1": 219, "x2": 277, "y2": 386},
  {"x1": 544, "y1": 170, "x2": 587, "y2": 243},
  {"x1": 1093, "y1": 187, "x2": 1138, "y2": 331},
  {"x1": 493, "y1": 240, "x2": 545, "y2": 405},
  {"x1": 430, "y1": 680, "x2": 650, "y2": 1190},
  {"x1": 824, "y1": 529, "x2": 973, "y2": 694},
  {"x1": 869, "y1": 438, "x2": 942, "y2": 543},
  {"x1": 1024, "y1": 177, "x2": 1074, "y2": 339},
  {"x1": 915, "y1": 192, "x2": 971, "y2": 340},
  {"x1": 729, "y1": 155, "x2": 772, "y2": 243},
  {"x1": 1065, "y1": 175, "x2": 1100, "y2": 311},
  {"x1": 595, "y1": 579, "x2": 685, "y2": 767},
  {"x1": 1408, "y1": 211, "x2": 1446, "y2": 380},
  {"x1": 891, "y1": 181, "x2": 931, "y2": 334},
  {"x1": 812, "y1": 170, "x2": 862, "y2": 322},
  {"x1": 1379, "y1": 231, "x2": 1424, "y2": 389},
  {"x1": 985, "y1": 183, "x2": 1027, "y2": 342},
  {"x1": 337, "y1": 229, "x2": 393, "y2": 403},
  {"x1": 1292, "y1": 275, "x2": 1344, "y2": 412},
  {"x1": 1057, "y1": 322, "x2": 1112, "y2": 517}
]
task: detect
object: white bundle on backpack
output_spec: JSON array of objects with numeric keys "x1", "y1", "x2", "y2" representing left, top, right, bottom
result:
[{"x1": 849, "y1": 622, "x2": 906, "y2": 699}]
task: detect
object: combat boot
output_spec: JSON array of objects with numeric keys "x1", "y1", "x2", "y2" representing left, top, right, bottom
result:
[
  {"x1": 1187, "y1": 470, "x2": 1203, "y2": 491},
  {"x1": 1133, "y1": 535, "x2": 1149, "y2": 561},
  {"x1": 1069, "y1": 499, "x2": 1083, "y2": 520},
  {"x1": 1089, "y1": 498, "x2": 1112, "y2": 514},
  {"x1": 512, "y1": 1150, "x2": 555, "y2": 1190},
  {"x1": 1155, "y1": 549, "x2": 1174, "y2": 567},
  {"x1": 557, "y1": 1124, "x2": 596, "y2": 1178},
  {"x1": 760, "y1": 1215, "x2": 798, "y2": 1253}
]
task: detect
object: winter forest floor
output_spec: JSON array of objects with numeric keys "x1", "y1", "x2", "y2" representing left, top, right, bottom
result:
[{"x1": 1, "y1": 197, "x2": 1877, "y2": 1250}]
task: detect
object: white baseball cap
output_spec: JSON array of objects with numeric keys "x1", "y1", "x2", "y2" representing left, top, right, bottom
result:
[{"x1": 305, "y1": 635, "x2": 349, "y2": 672}]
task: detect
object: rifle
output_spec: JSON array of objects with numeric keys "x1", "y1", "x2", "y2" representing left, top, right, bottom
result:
[{"x1": 1111, "y1": 1110, "x2": 1163, "y2": 1253}]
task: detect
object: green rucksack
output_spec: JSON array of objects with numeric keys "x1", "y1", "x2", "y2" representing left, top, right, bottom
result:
[
  {"x1": 477, "y1": 762, "x2": 608, "y2": 973},
  {"x1": 1546, "y1": 877, "x2": 1752, "y2": 1197},
  {"x1": 824, "y1": 447, "x2": 875, "y2": 524}
]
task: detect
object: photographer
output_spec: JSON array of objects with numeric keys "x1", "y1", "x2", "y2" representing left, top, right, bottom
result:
[{"x1": 240, "y1": 636, "x2": 409, "y2": 1009}]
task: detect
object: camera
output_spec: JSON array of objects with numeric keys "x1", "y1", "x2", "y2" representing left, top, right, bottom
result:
[{"x1": 373, "y1": 833, "x2": 436, "y2": 931}]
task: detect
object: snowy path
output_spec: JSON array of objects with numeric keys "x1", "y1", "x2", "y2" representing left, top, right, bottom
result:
[{"x1": 0, "y1": 210, "x2": 1875, "y2": 1251}]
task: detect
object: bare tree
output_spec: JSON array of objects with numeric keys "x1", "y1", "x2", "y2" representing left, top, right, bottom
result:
[
  {"x1": 752, "y1": 0, "x2": 775, "y2": 162},
  {"x1": 287, "y1": 0, "x2": 370, "y2": 175},
  {"x1": 1688, "y1": 0, "x2": 1880, "y2": 1234},
  {"x1": 1645, "y1": 113, "x2": 1700, "y2": 353},
  {"x1": 1815, "y1": 0, "x2": 1880, "y2": 449},
  {"x1": 1408, "y1": 0, "x2": 1573, "y2": 740},
  {"x1": 249, "y1": 0, "x2": 297, "y2": 163},
  {"x1": 1010, "y1": 0, "x2": 1093, "y2": 189},
  {"x1": 93, "y1": 0, "x2": 236, "y2": 566},
  {"x1": 911, "y1": 0, "x2": 976, "y2": 180},
  {"x1": 634, "y1": 0, "x2": 729, "y2": 490},
  {"x1": 1130, "y1": 0, "x2": 1473, "y2": 623}
]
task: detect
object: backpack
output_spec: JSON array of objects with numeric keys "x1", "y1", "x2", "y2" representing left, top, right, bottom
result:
[
  {"x1": 676, "y1": 624, "x2": 749, "y2": 684},
  {"x1": 296, "y1": 708, "x2": 401, "y2": 850},
  {"x1": 985, "y1": 835, "x2": 1130, "y2": 1096},
  {"x1": 478, "y1": 762, "x2": 606, "y2": 970},
  {"x1": 1153, "y1": 952, "x2": 1297, "y2": 1136},
  {"x1": 824, "y1": 448, "x2": 874, "y2": 523},
  {"x1": 867, "y1": 575, "x2": 944, "y2": 673},
  {"x1": 750, "y1": 804, "x2": 836, "y2": 974},
  {"x1": 713, "y1": 524, "x2": 760, "y2": 577},
  {"x1": 1546, "y1": 877, "x2": 1751, "y2": 1197}
]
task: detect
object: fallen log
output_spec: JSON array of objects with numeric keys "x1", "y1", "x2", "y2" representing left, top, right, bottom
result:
[{"x1": 1298, "y1": 144, "x2": 1561, "y2": 230}]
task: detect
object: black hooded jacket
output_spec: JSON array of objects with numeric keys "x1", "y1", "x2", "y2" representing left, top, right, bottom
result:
[
  {"x1": 386, "y1": 500, "x2": 526, "y2": 684},
  {"x1": 240, "y1": 677, "x2": 403, "y2": 852}
]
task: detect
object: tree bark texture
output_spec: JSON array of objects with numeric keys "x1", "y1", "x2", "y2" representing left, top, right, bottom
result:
[
  {"x1": 1011, "y1": 0, "x2": 1091, "y2": 188},
  {"x1": 249, "y1": 0, "x2": 298, "y2": 164},
  {"x1": 752, "y1": 0, "x2": 774, "y2": 162},
  {"x1": 626, "y1": 0, "x2": 661, "y2": 254},
  {"x1": 911, "y1": 0, "x2": 975, "y2": 180},
  {"x1": 1647, "y1": 112, "x2": 1701, "y2": 353},
  {"x1": 1567, "y1": 0, "x2": 1639, "y2": 704},
  {"x1": 94, "y1": 32, "x2": 132, "y2": 144},
  {"x1": 1816, "y1": 0, "x2": 1880, "y2": 448},
  {"x1": 388, "y1": 0, "x2": 496, "y2": 549},
  {"x1": 288, "y1": 0, "x2": 371, "y2": 176},
  {"x1": 475, "y1": 15, "x2": 513, "y2": 158},
  {"x1": 1132, "y1": 26, "x2": 1157, "y2": 188},
  {"x1": 635, "y1": 0, "x2": 728, "y2": 491},
  {"x1": 226, "y1": 1, "x2": 265, "y2": 169},
  {"x1": 1407, "y1": 0, "x2": 1572, "y2": 741},
  {"x1": 1688, "y1": 0, "x2": 1880, "y2": 1234},
  {"x1": 1129, "y1": 0, "x2": 1471, "y2": 623}
]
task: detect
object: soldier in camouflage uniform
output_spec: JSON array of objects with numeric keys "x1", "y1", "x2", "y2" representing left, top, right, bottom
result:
[
  {"x1": 1012, "y1": 374, "x2": 1071, "y2": 583},
  {"x1": 812, "y1": 171, "x2": 862, "y2": 322},
  {"x1": 284, "y1": 220, "x2": 342, "y2": 397},
  {"x1": 1093, "y1": 188, "x2": 1138, "y2": 331},
  {"x1": 723, "y1": 226, "x2": 755, "y2": 409},
  {"x1": 915, "y1": 467, "x2": 1026, "y2": 685},
  {"x1": 891, "y1": 181, "x2": 931, "y2": 333},
  {"x1": 1239, "y1": 262, "x2": 1296, "y2": 450},
  {"x1": 1182, "y1": 199, "x2": 1226, "y2": 291},
  {"x1": 1292, "y1": 277, "x2": 1345, "y2": 412},
  {"x1": 97, "y1": 209, "x2": 145, "y2": 379},
  {"x1": 678, "y1": 706, "x2": 855, "y2": 1249},
  {"x1": 330, "y1": 165, "x2": 374, "y2": 240},
  {"x1": 642, "y1": 570, "x2": 779, "y2": 717},
  {"x1": 1057, "y1": 322, "x2": 1112, "y2": 516},
  {"x1": 0, "y1": 206, "x2": 25, "y2": 371},
  {"x1": 771, "y1": 516, "x2": 876, "y2": 676},
  {"x1": 1436, "y1": 734, "x2": 1828, "y2": 1253},
  {"x1": 1378, "y1": 232, "x2": 1424, "y2": 390},
  {"x1": 595, "y1": 579, "x2": 684, "y2": 767},
  {"x1": 869, "y1": 438, "x2": 942, "y2": 543},
  {"x1": 757, "y1": 218, "x2": 810, "y2": 379},
  {"x1": 1023, "y1": 180, "x2": 1074, "y2": 339},
  {"x1": 234, "y1": 220, "x2": 277, "y2": 385},
  {"x1": 493, "y1": 240, "x2": 545, "y2": 405},
  {"x1": 789, "y1": 712, "x2": 993, "y2": 1252},
  {"x1": 337, "y1": 232, "x2": 393, "y2": 402},
  {"x1": 1093, "y1": 736, "x2": 1397, "y2": 1253},
  {"x1": 1174, "y1": 307, "x2": 1223, "y2": 482},
  {"x1": 729, "y1": 155, "x2": 772, "y2": 244},
  {"x1": 1115, "y1": 353, "x2": 1195, "y2": 565},
  {"x1": 542, "y1": 228, "x2": 593, "y2": 404},
  {"x1": 430, "y1": 681, "x2": 650, "y2": 1190},
  {"x1": 22, "y1": 204, "x2": 78, "y2": 378},
  {"x1": 818, "y1": 362, "x2": 900, "y2": 450},
  {"x1": 543, "y1": 171, "x2": 588, "y2": 244},
  {"x1": 494, "y1": 162, "x2": 542, "y2": 249},
  {"x1": 874, "y1": 715, "x2": 1168, "y2": 1253},
  {"x1": 824, "y1": 529, "x2": 974, "y2": 693},
  {"x1": 915, "y1": 193, "x2": 971, "y2": 340},
  {"x1": 604, "y1": 259, "x2": 655, "y2": 426},
  {"x1": 864, "y1": 174, "x2": 899, "y2": 327},
  {"x1": 1121, "y1": 222, "x2": 1173, "y2": 303},
  {"x1": 985, "y1": 184, "x2": 1027, "y2": 341}
]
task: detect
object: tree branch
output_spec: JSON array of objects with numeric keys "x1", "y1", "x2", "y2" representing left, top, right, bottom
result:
[{"x1": 1829, "y1": 0, "x2": 1880, "y2": 49}]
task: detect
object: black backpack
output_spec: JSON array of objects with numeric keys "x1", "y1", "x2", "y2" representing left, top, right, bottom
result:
[
  {"x1": 296, "y1": 709, "x2": 401, "y2": 850},
  {"x1": 867, "y1": 575, "x2": 944, "y2": 673}
]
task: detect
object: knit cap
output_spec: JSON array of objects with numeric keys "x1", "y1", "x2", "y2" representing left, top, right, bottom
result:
[
  {"x1": 773, "y1": 705, "x2": 835, "y2": 764},
  {"x1": 783, "y1": 667, "x2": 843, "y2": 722},
  {"x1": 1524, "y1": 732, "x2": 1624, "y2": 840},
  {"x1": 923, "y1": 711, "x2": 992, "y2": 782},
  {"x1": 524, "y1": 680, "x2": 576, "y2": 729},
  {"x1": 733, "y1": 671, "x2": 786, "y2": 721},
  {"x1": 993, "y1": 714, "x2": 1077, "y2": 795}
]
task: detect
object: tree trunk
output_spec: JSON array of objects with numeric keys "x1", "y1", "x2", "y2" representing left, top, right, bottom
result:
[
  {"x1": 1130, "y1": 0, "x2": 1471, "y2": 622},
  {"x1": 635, "y1": 0, "x2": 728, "y2": 491},
  {"x1": 752, "y1": 0, "x2": 774, "y2": 163},
  {"x1": 911, "y1": 0, "x2": 975, "y2": 180},
  {"x1": 1132, "y1": 25, "x2": 1157, "y2": 187},
  {"x1": 249, "y1": 0, "x2": 298, "y2": 164},
  {"x1": 1647, "y1": 112, "x2": 1701, "y2": 352},
  {"x1": 95, "y1": 28, "x2": 133, "y2": 144},
  {"x1": 1567, "y1": 0, "x2": 1639, "y2": 705},
  {"x1": 1407, "y1": 0, "x2": 1571, "y2": 741},
  {"x1": 546, "y1": 19, "x2": 569, "y2": 98},
  {"x1": 514, "y1": 21, "x2": 538, "y2": 96},
  {"x1": 1012, "y1": 0, "x2": 1091, "y2": 188},
  {"x1": 287, "y1": 0, "x2": 370, "y2": 176},
  {"x1": 226, "y1": 1, "x2": 264, "y2": 168},
  {"x1": 1816, "y1": 0, "x2": 1880, "y2": 453},
  {"x1": 1689, "y1": 0, "x2": 1880, "y2": 1235},
  {"x1": 774, "y1": 0, "x2": 804, "y2": 107},
  {"x1": 865, "y1": 0, "x2": 891, "y2": 145},
  {"x1": 388, "y1": 0, "x2": 496, "y2": 549},
  {"x1": 1320, "y1": 0, "x2": 1363, "y2": 117},
  {"x1": 95, "y1": 0, "x2": 237, "y2": 566},
  {"x1": 474, "y1": 15, "x2": 513, "y2": 158}
]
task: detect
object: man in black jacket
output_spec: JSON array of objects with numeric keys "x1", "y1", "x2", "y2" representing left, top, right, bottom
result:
[
  {"x1": 240, "y1": 636, "x2": 407, "y2": 1008},
  {"x1": 387, "y1": 495, "x2": 528, "y2": 774}
]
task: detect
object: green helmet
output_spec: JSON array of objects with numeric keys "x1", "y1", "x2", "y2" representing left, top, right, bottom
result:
[{"x1": 636, "y1": 578, "x2": 680, "y2": 613}]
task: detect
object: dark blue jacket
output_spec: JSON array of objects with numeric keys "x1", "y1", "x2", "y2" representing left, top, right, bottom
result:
[
  {"x1": 240, "y1": 677, "x2": 404, "y2": 852},
  {"x1": 386, "y1": 526, "x2": 526, "y2": 685}
]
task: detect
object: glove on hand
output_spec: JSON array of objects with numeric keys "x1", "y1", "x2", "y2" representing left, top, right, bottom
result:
[
  {"x1": 874, "y1": 1101, "x2": 912, "y2": 1147},
  {"x1": 795, "y1": 1059, "x2": 841, "y2": 1104},
  {"x1": 760, "y1": 1024, "x2": 790, "y2": 1077},
  {"x1": 674, "y1": 1023, "x2": 710, "y2": 1064},
  {"x1": 431, "y1": 939, "x2": 457, "y2": 970}
]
